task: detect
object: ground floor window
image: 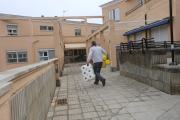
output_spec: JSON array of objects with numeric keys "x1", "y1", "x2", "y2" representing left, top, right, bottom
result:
[
  {"x1": 38, "y1": 49, "x2": 55, "y2": 61},
  {"x1": 65, "y1": 49, "x2": 86, "y2": 62},
  {"x1": 6, "y1": 50, "x2": 28, "y2": 63},
  {"x1": 151, "y1": 24, "x2": 168, "y2": 42}
]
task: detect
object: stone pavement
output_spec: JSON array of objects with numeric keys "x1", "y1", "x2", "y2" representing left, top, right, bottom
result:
[{"x1": 46, "y1": 62, "x2": 180, "y2": 120}]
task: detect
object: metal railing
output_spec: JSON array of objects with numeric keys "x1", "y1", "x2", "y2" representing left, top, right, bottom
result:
[
  {"x1": 145, "y1": 0, "x2": 151, "y2": 3},
  {"x1": 120, "y1": 38, "x2": 180, "y2": 55},
  {"x1": 126, "y1": 2, "x2": 143, "y2": 16}
]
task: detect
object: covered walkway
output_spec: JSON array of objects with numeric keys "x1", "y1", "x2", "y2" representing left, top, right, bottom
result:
[{"x1": 47, "y1": 63, "x2": 180, "y2": 120}]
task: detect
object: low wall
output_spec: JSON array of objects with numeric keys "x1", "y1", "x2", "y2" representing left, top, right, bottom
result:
[
  {"x1": 119, "y1": 49, "x2": 180, "y2": 95},
  {"x1": 0, "y1": 58, "x2": 59, "y2": 120}
]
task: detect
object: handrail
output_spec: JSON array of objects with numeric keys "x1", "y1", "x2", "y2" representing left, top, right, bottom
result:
[
  {"x1": 86, "y1": 20, "x2": 109, "y2": 40},
  {"x1": 126, "y1": 2, "x2": 143, "y2": 16},
  {"x1": 120, "y1": 38, "x2": 180, "y2": 54}
]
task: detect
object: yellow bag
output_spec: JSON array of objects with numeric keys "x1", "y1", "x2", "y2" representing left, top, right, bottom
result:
[
  {"x1": 102, "y1": 61, "x2": 106, "y2": 68},
  {"x1": 102, "y1": 54, "x2": 107, "y2": 61},
  {"x1": 106, "y1": 60, "x2": 110, "y2": 64}
]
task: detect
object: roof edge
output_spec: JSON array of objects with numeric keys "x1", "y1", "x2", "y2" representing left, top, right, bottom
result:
[{"x1": 99, "y1": 0, "x2": 123, "y2": 8}]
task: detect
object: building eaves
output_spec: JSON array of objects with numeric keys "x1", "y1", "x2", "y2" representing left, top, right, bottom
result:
[
  {"x1": 99, "y1": 0, "x2": 123, "y2": 8},
  {"x1": 62, "y1": 20, "x2": 102, "y2": 26},
  {"x1": 0, "y1": 13, "x2": 30, "y2": 18}
]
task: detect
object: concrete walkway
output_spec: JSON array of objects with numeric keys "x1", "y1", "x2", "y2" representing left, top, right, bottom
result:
[{"x1": 47, "y1": 62, "x2": 180, "y2": 120}]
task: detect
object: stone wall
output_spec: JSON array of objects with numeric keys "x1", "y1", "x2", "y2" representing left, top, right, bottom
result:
[
  {"x1": 119, "y1": 49, "x2": 180, "y2": 95},
  {"x1": 9, "y1": 65, "x2": 55, "y2": 120},
  {"x1": 0, "y1": 58, "x2": 58, "y2": 120}
]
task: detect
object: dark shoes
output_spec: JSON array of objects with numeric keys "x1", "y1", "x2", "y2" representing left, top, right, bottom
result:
[
  {"x1": 94, "y1": 82, "x2": 99, "y2": 85},
  {"x1": 94, "y1": 79, "x2": 106, "y2": 86},
  {"x1": 101, "y1": 79, "x2": 106, "y2": 86}
]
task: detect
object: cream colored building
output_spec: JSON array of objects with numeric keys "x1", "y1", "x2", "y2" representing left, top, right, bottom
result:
[
  {"x1": 1, "y1": 0, "x2": 180, "y2": 72},
  {"x1": 86, "y1": 0, "x2": 180, "y2": 71},
  {"x1": 0, "y1": 14, "x2": 102, "y2": 72}
]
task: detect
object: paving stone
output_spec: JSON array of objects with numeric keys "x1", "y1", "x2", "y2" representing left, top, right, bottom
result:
[
  {"x1": 83, "y1": 112, "x2": 99, "y2": 119},
  {"x1": 115, "y1": 114, "x2": 134, "y2": 120},
  {"x1": 97, "y1": 110, "x2": 113, "y2": 117},
  {"x1": 95, "y1": 105, "x2": 109, "y2": 111},
  {"x1": 68, "y1": 104, "x2": 81, "y2": 109},
  {"x1": 69, "y1": 114, "x2": 83, "y2": 120},
  {"x1": 53, "y1": 116, "x2": 67, "y2": 120},
  {"x1": 47, "y1": 112, "x2": 54, "y2": 117},
  {"x1": 48, "y1": 63, "x2": 180, "y2": 120},
  {"x1": 108, "y1": 104, "x2": 122, "y2": 110},
  {"x1": 68, "y1": 108, "x2": 82, "y2": 114},
  {"x1": 54, "y1": 110, "x2": 67, "y2": 116},
  {"x1": 55, "y1": 106, "x2": 67, "y2": 111},
  {"x1": 82, "y1": 107, "x2": 95, "y2": 113}
]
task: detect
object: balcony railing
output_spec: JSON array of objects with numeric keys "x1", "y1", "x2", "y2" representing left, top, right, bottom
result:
[
  {"x1": 145, "y1": 0, "x2": 151, "y2": 3},
  {"x1": 120, "y1": 38, "x2": 180, "y2": 55},
  {"x1": 126, "y1": 2, "x2": 143, "y2": 16}
]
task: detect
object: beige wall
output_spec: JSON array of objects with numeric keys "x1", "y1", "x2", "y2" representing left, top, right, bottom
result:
[
  {"x1": 0, "y1": 16, "x2": 101, "y2": 72},
  {"x1": 86, "y1": 0, "x2": 180, "y2": 69},
  {"x1": 0, "y1": 19, "x2": 64, "y2": 72},
  {"x1": 101, "y1": 0, "x2": 178, "y2": 43},
  {"x1": 33, "y1": 21, "x2": 54, "y2": 36},
  {"x1": 0, "y1": 20, "x2": 30, "y2": 36}
]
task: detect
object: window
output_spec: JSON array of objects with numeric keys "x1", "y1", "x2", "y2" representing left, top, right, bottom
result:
[
  {"x1": 92, "y1": 29, "x2": 96, "y2": 33},
  {"x1": 75, "y1": 28, "x2": 81, "y2": 36},
  {"x1": 6, "y1": 50, "x2": 27, "y2": 63},
  {"x1": 40, "y1": 26, "x2": 53, "y2": 31},
  {"x1": 74, "y1": 50, "x2": 78, "y2": 56},
  {"x1": 78, "y1": 49, "x2": 82, "y2": 55},
  {"x1": 129, "y1": 35, "x2": 132, "y2": 41},
  {"x1": 38, "y1": 49, "x2": 55, "y2": 61},
  {"x1": 151, "y1": 24, "x2": 168, "y2": 42},
  {"x1": 6, "y1": 24, "x2": 18, "y2": 36},
  {"x1": 109, "y1": 8, "x2": 120, "y2": 21}
]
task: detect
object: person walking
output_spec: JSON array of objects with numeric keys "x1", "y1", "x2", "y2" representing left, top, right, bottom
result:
[{"x1": 87, "y1": 41, "x2": 107, "y2": 86}]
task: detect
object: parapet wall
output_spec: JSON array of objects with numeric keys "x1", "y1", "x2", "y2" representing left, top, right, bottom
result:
[
  {"x1": 0, "y1": 58, "x2": 58, "y2": 120},
  {"x1": 119, "y1": 49, "x2": 180, "y2": 95}
]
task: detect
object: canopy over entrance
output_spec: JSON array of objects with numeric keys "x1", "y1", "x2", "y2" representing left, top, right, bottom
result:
[{"x1": 65, "y1": 43, "x2": 86, "y2": 50}]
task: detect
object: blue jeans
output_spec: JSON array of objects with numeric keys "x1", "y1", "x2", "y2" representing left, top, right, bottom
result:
[{"x1": 93, "y1": 62, "x2": 104, "y2": 82}]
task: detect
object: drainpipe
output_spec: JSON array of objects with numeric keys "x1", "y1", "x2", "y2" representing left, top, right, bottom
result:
[{"x1": 169, "y1": 0, "x2": 177, "y2": 65}]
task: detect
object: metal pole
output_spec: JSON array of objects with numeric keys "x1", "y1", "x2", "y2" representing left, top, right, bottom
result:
[
  {"x1": 169, "y1": 0, "x2": 177, "y2": 65},
  {"x1": 145, "y1": 14, "x2": 147, "y2": 39}
]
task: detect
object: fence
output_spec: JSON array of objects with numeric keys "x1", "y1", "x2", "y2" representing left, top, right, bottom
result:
[{"x1": 120, "y1": 38, "x2": 180, "y2": 55}]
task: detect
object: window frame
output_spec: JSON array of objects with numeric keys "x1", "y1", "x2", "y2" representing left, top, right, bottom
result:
[
  {"x1": 40, "y1": 26, "x2": 54, "y2": 31},
  {"x1": 38, "y1": 49, "x2": 55, "y2": 61},
  {"x1": 6, "y1": 23, "x2": 18, "y2": 36},
  {"x1": 6, "y1": 50, "x2": 28, "y2": 64},
  {"x1": 75, "y1": 28, "x2": 81, "y2": 36},
  {"x1": 109, "y1": 8, "x2": 120, "y2": 22}
]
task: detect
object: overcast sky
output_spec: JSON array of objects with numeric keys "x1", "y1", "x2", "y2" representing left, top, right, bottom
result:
[{"x1": 0, "y1": 0, "x2": 111, "y2": 24}]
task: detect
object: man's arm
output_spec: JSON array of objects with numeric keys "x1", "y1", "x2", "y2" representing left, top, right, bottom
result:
[
  {"x1": 87, "y1": 48, "x2": 93, "y2": 66},
  {"x1": 101, "y1": 48, "x2": 107, "y2": 56}
]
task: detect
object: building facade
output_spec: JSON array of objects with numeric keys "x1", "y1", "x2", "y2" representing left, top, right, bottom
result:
[
  {"x1": 86, "y1": 0, "x2": 180, "y2": 71},
  {"x1": 0, "y1": 14, "x2": 102, "y2": 72}
]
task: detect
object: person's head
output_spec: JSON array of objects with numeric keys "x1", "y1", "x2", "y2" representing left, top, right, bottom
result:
[{"x1": 92, "y1": 41, "x2": 97, "y2": 47}]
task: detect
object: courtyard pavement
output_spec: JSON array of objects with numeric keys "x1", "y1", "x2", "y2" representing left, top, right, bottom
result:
[{"x1": 46, "y1": 62, "x2": 180, "y2": 120}]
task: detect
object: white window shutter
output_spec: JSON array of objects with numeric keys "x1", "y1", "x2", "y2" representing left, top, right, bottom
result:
[
  {"x1": 115, "y1": 8, "x2": 120, "y2": 21},
  {"x1": 109, "y1": 10, "x2": 114, "y2": 20}
]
